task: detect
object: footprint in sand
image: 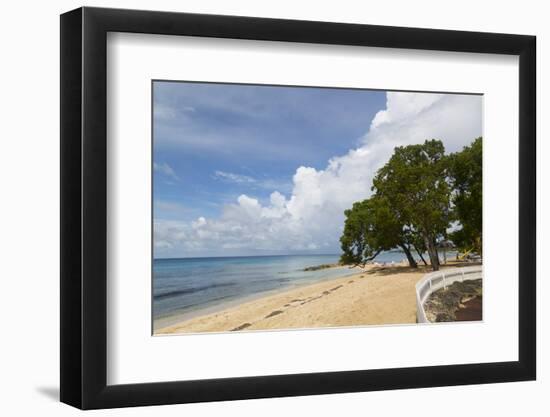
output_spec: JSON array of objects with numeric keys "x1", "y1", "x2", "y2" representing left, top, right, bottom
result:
[
  {"x1": 301, "y1": 295, "x2": 322, "y2": 305},
  {"x1": 330, "y1": 285, "x2": 343, "y2": 292},
  {"x1": 231, "y1": 323, "x2": 251, "y2": 331},
  {"x1": 265, "y1": 310, "x2": 284, "y2": 319}
]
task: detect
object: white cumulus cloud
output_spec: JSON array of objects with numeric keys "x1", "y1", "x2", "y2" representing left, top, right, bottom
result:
[{"x1": 154, "y1": 92, "x2": 482, "y2": 257}]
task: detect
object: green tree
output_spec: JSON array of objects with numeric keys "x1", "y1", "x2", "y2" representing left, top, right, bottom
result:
[
  {"x1": 372, "y1": 139, "x2": 451, "y2": 271},
  {"x1": 339, "y1": 195, "x2": 419, "y2": 268},
  {"x1": 447, "y1": 137, "x2": 482, "y2": 254}
]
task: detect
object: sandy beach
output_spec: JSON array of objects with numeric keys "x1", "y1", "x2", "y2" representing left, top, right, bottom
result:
[{"x1": 156, "y1": 263, "x2": 459, "y2": 335}]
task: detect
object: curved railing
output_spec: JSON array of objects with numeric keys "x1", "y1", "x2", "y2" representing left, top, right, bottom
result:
[{"x1": 415, "y1": 265, "x2": 483, "y2": 323}]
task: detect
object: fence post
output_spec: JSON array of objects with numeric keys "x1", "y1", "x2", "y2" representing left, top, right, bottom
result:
[{"x1": 442, "y1": 272, "x2": 446, "y2": 289}]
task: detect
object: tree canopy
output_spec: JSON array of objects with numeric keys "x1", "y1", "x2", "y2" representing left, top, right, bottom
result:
[
  {"x1": 339, "y1": 138, "x2": 482, "y2": 271},
  {"x1": 340, "y1": 195, "x2": 419, "y2": 268},
  {"x1": 447, "y1": 137, "x2": 482, "y2": 254},
  {"x1": 372, "y1": 139, "x2": 451, "y2": 270}
]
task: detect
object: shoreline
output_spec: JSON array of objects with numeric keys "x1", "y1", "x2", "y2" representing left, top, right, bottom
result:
[
  {"x1": 153, "y1": 263, "x2": 364, "y2": 331},
  {"x1": 155, "y1": 262, "x2": 457, "y2": 335}
]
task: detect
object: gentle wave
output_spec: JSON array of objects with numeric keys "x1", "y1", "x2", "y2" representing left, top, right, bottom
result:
[{"x1": 154, "y1": 282, "x2": 236, "y2": 300}]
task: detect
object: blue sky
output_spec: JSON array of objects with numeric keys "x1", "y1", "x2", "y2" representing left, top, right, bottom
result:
[
  {"x1": 153, "y1": 81, "x2": 385, "y2": 223},
  {"x1": 153, "y1": 81, "x2": 482, "y2": 258}
]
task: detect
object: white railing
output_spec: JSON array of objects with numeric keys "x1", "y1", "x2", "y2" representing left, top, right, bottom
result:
[{"x1": 415, "y1": 265, "x2": 483, "y2": 323}]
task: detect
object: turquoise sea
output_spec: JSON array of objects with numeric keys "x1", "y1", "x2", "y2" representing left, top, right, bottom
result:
[{"x1": 153, "y1": 252, "x2": 416, "y2": 326}]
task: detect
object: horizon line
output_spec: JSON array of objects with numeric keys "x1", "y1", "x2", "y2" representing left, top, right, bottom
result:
[{"x1": 154, "y1": 253, "x2": 342, "y2": 261}]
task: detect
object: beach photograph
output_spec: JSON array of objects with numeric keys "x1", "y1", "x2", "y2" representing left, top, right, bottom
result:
[{"x1": 152, "y1": 81, "x2": 483, "y2": 335}]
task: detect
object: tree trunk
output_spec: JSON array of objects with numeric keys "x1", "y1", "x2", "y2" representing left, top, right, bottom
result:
[
  {"x1": 423, "y1": 234, "x2": 440, "y2": 271},
  {"x1": 399, "y1": 244, "x2": 418, "y2": 268},
  {"x1": 357, "y1": 248, "x2": 383, "y2": 267},
  {"x1": 365, "y1": 248, "x2": 383, "y2": 262},
  {"x1": 413, "y1": 245, "x2": 428, "y2": 266},
  {"x1": 434, "y1": 241, "x2": 441, "y2": 266},
  {"x1": 476, "y1": 235, "x2": 482, "y2": 257}
]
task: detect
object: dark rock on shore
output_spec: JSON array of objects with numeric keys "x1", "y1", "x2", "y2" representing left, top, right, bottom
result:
[{"x1": 303, "y1": 263, "x2": 337, "y2": 271}]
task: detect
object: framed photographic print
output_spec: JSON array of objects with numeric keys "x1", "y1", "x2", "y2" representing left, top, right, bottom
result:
[{"x1": 60, "y1": 7, "x2": 536, "y2": 409}]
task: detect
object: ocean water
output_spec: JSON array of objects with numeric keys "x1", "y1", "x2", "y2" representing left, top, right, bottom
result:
[{"x1": 153, "y1": 252, "x2": 415, "y2": 326}]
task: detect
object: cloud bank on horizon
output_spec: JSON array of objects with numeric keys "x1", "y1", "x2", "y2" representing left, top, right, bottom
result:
[{"x1": 154, "y1": 89, "x2": 482, "y2": 258}]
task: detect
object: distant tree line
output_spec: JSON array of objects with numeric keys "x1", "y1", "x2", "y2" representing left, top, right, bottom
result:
[{"x1": 340, "y1": 137, "x2": 482, "y2": 271}]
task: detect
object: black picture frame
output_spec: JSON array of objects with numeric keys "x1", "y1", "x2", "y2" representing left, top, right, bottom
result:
[{"x1": 60, "y1": 6, "x2": 536, "y2": 410}]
